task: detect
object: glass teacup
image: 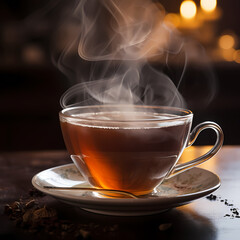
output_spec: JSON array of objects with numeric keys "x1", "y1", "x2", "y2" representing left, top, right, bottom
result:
[{"x1": 59, "y1": 105, "x2": 223, "y2": 196}]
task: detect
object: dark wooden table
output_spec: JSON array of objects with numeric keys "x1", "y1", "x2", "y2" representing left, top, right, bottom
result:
[{"x1": 1, "y1": 146, "x2": 240, "y2": 240}]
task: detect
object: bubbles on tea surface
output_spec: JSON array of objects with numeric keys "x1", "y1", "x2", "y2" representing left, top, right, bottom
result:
[
  {"x1": 65, "y1": 111, "x2": 190, "y2": 129},
  {"x1": 72, "y1": 112, "x2": 174, "y2": 121}
]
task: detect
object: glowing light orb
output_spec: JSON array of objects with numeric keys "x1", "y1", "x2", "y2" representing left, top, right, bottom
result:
[
  {"x1": 200, "y1": 0, "x2": 217, "y2": 12},
  {"x1": 218, "y1": 35, "x2": 235, "y2": 50},
  {"x1": 180, "y1": 1, "x2": 197, "y2": 20}
]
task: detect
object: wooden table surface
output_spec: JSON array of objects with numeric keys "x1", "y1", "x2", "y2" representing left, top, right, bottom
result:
[{"x1": 0, "y1": 146, "x2": 240, "y2": 240}]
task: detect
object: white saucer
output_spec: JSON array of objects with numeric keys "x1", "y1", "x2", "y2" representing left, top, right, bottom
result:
[{"x1": 32, "y1": 164, "x2": 220, "y2": 216}]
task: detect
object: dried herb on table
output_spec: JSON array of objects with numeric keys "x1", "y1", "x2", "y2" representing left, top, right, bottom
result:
[
  {"x1": 206, "y1": 194, "x2": 217, "y2": 201},
  {"x1": 206, "y1": 194, "x2": 240, "y2": 219},
  {"x1": 4, "y1": 189, "x2": 93, "y2": 239},
  {"x1": 158, "y1": 223, "x2": 172, "y2": 231},
  {"x1": 4, "y1": 188, "x2": 123, "y2": 239}
]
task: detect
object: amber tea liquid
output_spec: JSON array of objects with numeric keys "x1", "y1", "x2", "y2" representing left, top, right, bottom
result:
[{"x1": 60, "y1": 111, "x2": 191, "y2": 195}]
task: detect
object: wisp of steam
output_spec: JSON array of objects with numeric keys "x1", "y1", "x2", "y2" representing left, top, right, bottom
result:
[{"x1": 57, "y1": 0, "x2": 188, "y2": 109}]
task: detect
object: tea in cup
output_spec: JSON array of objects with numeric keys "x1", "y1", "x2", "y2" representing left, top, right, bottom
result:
[{"x1": 59, "y1": 105, "x2": 223, "y2": 196}]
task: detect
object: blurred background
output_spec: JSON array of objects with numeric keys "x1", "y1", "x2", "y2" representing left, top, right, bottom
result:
[{"x1": 1, "y1": 0, "x2": 240, "y2": 151}]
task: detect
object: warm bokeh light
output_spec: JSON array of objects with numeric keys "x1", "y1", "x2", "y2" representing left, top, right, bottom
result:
[
  {"x1": 164, "y1": 13, "x2": 181, "y2": 28},
  {"x1": 221, "y1": 48, "x2": 235, "y2": 62},
  {"x1": 180, "y1": 1, "x2": 197, "y2": 20},
  {"x1": 233, "y1": 50, "x2": 240, "y2": 63},
  {"x1": 200, "y1": 0, "x2": 217, "y2": 12},
  {"x1": 218, "y1": 34, "x2": 235, "y2": 50}
]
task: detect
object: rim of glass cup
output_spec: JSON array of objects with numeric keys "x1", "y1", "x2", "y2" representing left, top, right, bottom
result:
[{"x1": 59, "y1": 105, "x2": 193, "y2": 123}]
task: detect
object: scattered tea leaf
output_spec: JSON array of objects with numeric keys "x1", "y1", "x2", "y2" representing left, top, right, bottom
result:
[{"x1": 159, "y1": 223, "x2": 172, "y2": 231}]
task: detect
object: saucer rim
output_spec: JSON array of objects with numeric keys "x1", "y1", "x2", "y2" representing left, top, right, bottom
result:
[{"x1": 32, "y1": 163, "x2": 221, "y2": 208}]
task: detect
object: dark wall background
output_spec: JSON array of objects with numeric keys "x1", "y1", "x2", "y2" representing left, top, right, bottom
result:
[{"x1": 1, "y1": 0, "x2": 240, "y2": 151}]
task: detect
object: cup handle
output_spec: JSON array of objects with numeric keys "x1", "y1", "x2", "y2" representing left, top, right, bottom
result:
[{"x1": 166, "y1": 121, "x2": 224, "y2": 179}]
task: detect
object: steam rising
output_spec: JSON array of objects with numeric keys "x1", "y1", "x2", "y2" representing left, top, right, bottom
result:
[
  {"x1": 59, "y1": 0, "x2": 187, "y2": 108},
  {"x1": 77, "y1": 0, "x2": 177, "y2": 61}
]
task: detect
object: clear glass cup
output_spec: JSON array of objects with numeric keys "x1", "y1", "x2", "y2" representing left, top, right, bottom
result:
[{"x1": 59, "y1": 105, "x2": 224, "y2": 196}]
